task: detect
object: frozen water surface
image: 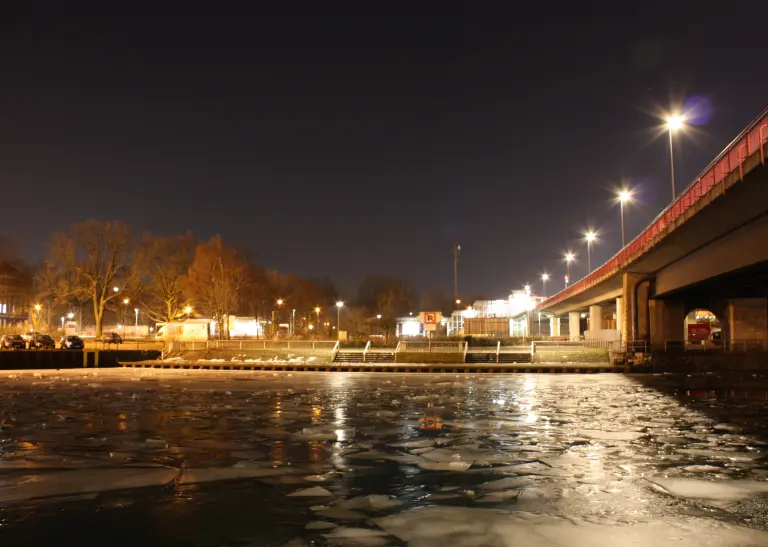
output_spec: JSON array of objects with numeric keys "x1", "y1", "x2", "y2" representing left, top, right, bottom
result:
[{"x1": 0, "y1": 369, "x2": 767, "y2": 546}]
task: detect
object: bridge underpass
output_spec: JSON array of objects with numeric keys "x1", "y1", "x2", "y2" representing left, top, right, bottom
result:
[{"x1": 540, "y1": 107, "x2": 768, "y2": 352}]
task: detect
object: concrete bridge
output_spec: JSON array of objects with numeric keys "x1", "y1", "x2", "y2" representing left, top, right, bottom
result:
[{"x1": 540, "y1": 107, "x2": 768, "y2": 350}]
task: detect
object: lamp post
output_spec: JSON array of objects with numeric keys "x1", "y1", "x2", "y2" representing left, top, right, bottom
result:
[
  {"x1": 585, "y1": 231, "x2": 597, "y2": 273},
  {"x1": 541, "y1": 273, "x2": 549, "y2": 298},
  {"x1": 335, "y1": 301, "x2": 344, "y2": 341},
  {"x1": 618, "y1": 190, "x2": 632, "y2": 248},
  {"x1": 666, "y1": 114, "x2": 685, "y2": 201},
  {"x1": 314, "y1": 306, "x2": 321, "y2": 335},
  {"x1": 564, "y1": 252, "x2": 575, "y2": 288},
  {"x1": 272, "y1": 298, "x2": 284, "y2": 338},
  {"x1": 122, "y1": 298, "x2": 130, "y2": 335}
]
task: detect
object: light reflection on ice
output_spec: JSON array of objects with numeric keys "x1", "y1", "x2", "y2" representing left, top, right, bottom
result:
[{"x1": 0, "y1": 369, "x2": 767, "y2": 544}]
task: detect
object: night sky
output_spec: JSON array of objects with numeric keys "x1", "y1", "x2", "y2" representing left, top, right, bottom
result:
[{"x1": 2, "y1": 6, "x2": 767, "y2": 298}]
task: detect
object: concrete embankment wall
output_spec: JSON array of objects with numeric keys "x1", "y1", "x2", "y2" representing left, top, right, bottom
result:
[
  {"x1": 532, "y1": 346, "x2": 609, "y2": 364},
  {"x1": 0, "y1": 350, "x2": 160, "y2": 370}
]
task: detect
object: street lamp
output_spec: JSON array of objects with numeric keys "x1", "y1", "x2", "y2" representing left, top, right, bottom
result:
[
  {"x1": 541, "y1": 273, "x2": 549, "y2": 298},
  {"x1": 67, "y1": 312, "x2": 74, "y2": 319},
  {"x1": 335, "y1": 301, "x2": 344, "y2": 340},
  {"x1": 122, "y1": 298, "x2": 130, "y2": 331},
  {"x1": 113, "y1": 286, "x2": 119, "y2": 293},
  {"x1": 184, "y1": 305, "x2": 192, "y2": 316},
  {"x1": 666, "y1": 114, "x2": 685, "y2": 201},
  {"x1": 564, "y1": 252, "x2": 575, "y2": 288},
  {"x1": 60, "y1": 316, "x2": 65, "y2": 329},
  {"x1": 618, "y1": 189, "x2": 632, "y2": 247},
  {"x1": 585, "y1": 231, "x2": 597, "y2": 273},
  {"x1": 314, "y1": 306, "x2": 321, "y2": 333}
]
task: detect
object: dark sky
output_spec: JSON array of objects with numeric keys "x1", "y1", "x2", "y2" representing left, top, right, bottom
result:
[{"x1": 1, "y1": 6, "x2": 767, "y2": 298}]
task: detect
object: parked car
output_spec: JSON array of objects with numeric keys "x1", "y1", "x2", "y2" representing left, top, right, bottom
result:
[
  {"x1": 60, "y1": 335, "x2": 85, "y2": 350},
  {"x1": 28, "y1": 333, "x2": 56, "y2": 350},
  {"x1": 1, "y1": 334, "x2": 27, "y2": 350},
  {"x1": 101, "y1": 332, "x2": 123, "y2": 345}
]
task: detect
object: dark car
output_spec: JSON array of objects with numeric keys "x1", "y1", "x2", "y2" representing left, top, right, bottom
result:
[
  {"x1": 28, "y1": 334, "x2": 55, "y2": 350},
  {"x1": 60, "y1": 335, "x2": 85, "y2": 350},
  {"x1": 101, "y1": 332, "x2": 122, "y2": 345},
  {"x1": 1, "y1": 334, "x2": 26, "y2": 350}
]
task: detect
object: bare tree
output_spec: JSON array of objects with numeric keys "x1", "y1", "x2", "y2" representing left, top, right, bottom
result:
[
  {"x1": 185, "y1": 236, "x2": 246, "y2": 339},
  {"x1": 134, "y1": 232, "x2": 194, "y2": 324},
  {"x1": 45, "y1": 220, "x2": 133, "y2": 337}
]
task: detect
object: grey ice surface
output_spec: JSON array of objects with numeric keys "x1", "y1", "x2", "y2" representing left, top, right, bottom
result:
[{"x1": 0, "y1": 369, "x2": 767, "y2": 546}]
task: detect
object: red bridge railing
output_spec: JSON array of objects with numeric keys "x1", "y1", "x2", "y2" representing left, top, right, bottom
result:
[{"x1": 542, "y1": 106, "x2": 768, "y2": 309}]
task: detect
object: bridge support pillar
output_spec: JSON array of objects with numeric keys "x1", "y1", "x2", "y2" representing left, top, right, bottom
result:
[
  {"x1": 616, "y1": 297, "x2": 624, "y2": 341},
  {"x1": 727, "y1": 298, "x2": 768, "y2": 349},
  {"x1": 588, "y1": 305, "x2": 603, "y2": 333},
  {"x1": 622, "y1": 272, "x2": 651, "y2": 344},
  {"x1": 549, "y1": 316, "x2": 560, "y2": 337},
  {"x1": 568, "y1": 311, "x2": 581, "y2": 341},
  {"x1": 649, "y1": 299, "x2": 686, "y2": 349}
]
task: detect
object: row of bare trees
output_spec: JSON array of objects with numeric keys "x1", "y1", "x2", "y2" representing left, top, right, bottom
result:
[
  {"x1": 35, "y1": 220, "x2": 340, "y2": 338},
  {"x1": 28, "y1": 219, "x2": 463, "y2": 340}
]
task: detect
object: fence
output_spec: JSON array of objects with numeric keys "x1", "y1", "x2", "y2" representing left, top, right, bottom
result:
[
  {"x1": 395, "y1": 340, "x2": 468, "y2": 353},
  {"x1": 167, "y1": 340, "x2": 339, "y2": 352}
]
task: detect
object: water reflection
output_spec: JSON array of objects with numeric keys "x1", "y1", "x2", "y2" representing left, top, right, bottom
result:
[{"x1": 0, "y1": 370, "x2": 767, "y2": 546}]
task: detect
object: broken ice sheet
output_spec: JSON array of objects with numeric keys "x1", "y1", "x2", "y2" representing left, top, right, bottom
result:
[
  {"x1": 375, "y1": 505, "x2": 768, "y2": 546},
  {"x1": 0, "y1": 468, "x2": 179, "y2": 505},
  {"x1": 646, "y1": 476, "x2": 768, "y2": 507},
  {"x1": 178, "y1": 465, "x2": 294, "y2": 485},
  {"x1": 287, "y1": 486, "x2": 333, "y2": 497}
]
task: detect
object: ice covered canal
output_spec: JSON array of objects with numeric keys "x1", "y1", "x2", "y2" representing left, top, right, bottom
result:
[{"x1": 1, "y1": 369, "x2": 768, "y2": 546}]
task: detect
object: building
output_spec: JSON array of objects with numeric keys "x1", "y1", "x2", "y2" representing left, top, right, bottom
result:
[
  {"x1": 446, "y1": 290, "x2": 540, "y2": 337},
  {"x1": 0, "y1": 261, "x2": 32, "y2": 330}
]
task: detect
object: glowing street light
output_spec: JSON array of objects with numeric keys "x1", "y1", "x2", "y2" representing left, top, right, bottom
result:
[
  {"x1": 524, "y1": 284, "x2": 531, "y2": 296},
  {"x1": 335, "y1": 301, "x2": 344, "y2": 340},
  {"x1": 184, "y1": 305, "x2": 192, "y2": 315},
  {"x1": 618, "y1": 189, "x2": 632, "y2": 247},
  {"x1": 276, "y1": 298, "x2": 284, "y2": 306},
  {"x1": 113, "y1": 286, "x2": 119, "y2": 293},
  {"x1": 541, "y1": 273, "x2": 549, "y2": 298},
  {"x1": 34, "y1": 304, "x2": 41, "y2": 312},
  {"x1": 584, "y1": 231, "x2": 597, "y2": 273},
  {"x1": 314, "y1": 306, "x2": 321, "y2": 331},
  {"x1": 666, "y1": 114, "x2": 685, "y2": 201},
  {"x1": 67, "y1": 312, "x2": 74, "y2": 319}
]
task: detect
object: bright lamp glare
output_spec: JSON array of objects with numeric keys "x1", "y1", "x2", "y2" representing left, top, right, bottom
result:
[
  {"x1": 618, "y1": 190, "x2": 632, "y2": 203},
  {"x1": 541, "y1": 273, "x2": 549, "y2": 281},
  {"x1": 585, "y1": 231, "x2": 597, "y2": 242},
  {"x1": 565, "y1": 252, "x2": 575, "y2": 262},
  {"x1": 666, "y1": 114, "x2": 685, "y2": 131}
]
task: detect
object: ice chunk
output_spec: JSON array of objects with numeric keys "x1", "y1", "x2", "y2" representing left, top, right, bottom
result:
[
  {"x1": 682, "y1": 465, "x2": 723, "y2": 473},
  {"x1": 179, "y1": 466, "x2": 292, "y2": 485},
  {"x1": 324, "y1": 527, "x2": 389, "y2": 539},
  {"x1": 375, "y1": 506, "x2": 768, "y2": 546},
  {"x1": 305, "y1": 521, "x2": 337, "y2": 530},
  {"x1": 419, "y1": 461, "x2": 472, "y2": 471},
  {"x1": 335, "y1": 494, "x2": 402, "y2": 512},
  {"x1": 476, "y1": 490, "x2": 520, "y2": 503},
  {"x1": 478, "y1": 477, "x2": 532, "y2": 490},
  {"x1": 646, "y1": 477, "x2": 768, "y2": 505},
  {"x1": 579, "y1": 430, "x2": 644, "y2": 441},
  {"x1": 287, "y1": 486, "x2": 333, "y2": 497},
  {"x1": 0, "y1": 468, "x2": 179, "y2": 505},
  {"x1": 677, "y1": 448, "x2": 760, "y2": 461}
]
